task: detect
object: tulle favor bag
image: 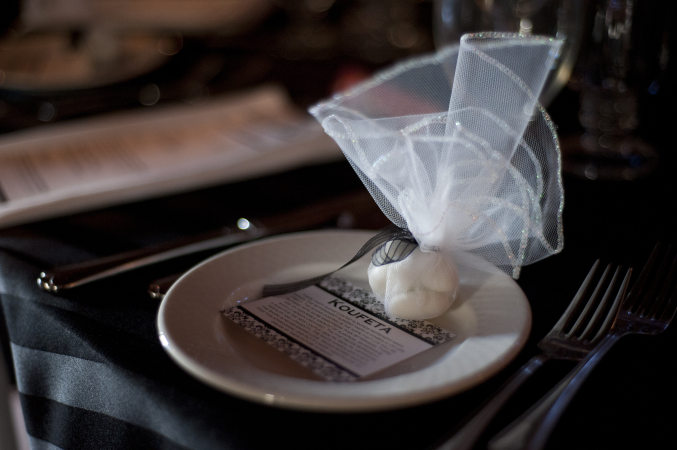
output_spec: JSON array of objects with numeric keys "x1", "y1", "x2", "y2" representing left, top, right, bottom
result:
[{"x1": 309, "y1": 33, "x2": 565, "y2": 320}]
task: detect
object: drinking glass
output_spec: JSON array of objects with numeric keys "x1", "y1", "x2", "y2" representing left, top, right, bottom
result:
[
  {"x1": 433, "y1": 0, "x2": 585, "y2": 106},
  {"x1": 559, "y1": 0, "x2": 661, "y2": 180}
]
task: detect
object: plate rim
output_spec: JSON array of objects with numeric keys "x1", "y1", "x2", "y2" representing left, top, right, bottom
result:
[{"x1": 157, "y1": 229, "x2": 532, "y2": 412}]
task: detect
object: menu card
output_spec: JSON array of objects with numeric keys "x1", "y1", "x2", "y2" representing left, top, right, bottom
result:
[
  {"x1": 224, "y1": 277, "x2": 455, "y2": 381},
  {"x1": 0, "y1": 86, "x2": 341, "y2": 228}
]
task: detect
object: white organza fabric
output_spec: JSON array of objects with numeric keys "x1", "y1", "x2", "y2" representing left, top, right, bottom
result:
[{"x1": 310, "y1": 33, "x2": 565, "y2": 318}]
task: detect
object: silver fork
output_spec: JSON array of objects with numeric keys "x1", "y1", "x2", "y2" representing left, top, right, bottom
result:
[
  {"x1": 489, "y1": 243, "x2": 677, "y2": 450},
  {"x1": 433, "y1": 260, "x2": 631, "y2": 450}
]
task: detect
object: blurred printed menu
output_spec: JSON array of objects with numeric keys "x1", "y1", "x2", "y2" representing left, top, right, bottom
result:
[{"x1": 0, "y1": 86, "x2": 341, "y2": 228}]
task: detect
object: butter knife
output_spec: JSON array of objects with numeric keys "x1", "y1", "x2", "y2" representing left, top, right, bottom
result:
[{"x1": 38, "y1": 190, "x2": 378, "y2": 293}]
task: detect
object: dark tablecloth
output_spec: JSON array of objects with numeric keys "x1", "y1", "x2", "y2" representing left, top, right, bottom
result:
[
  {"x1": 1, "y1": 3, "x2": 677, "y2": 445},
  {"x1": 1, "y1": 154, "x2": 676, "y2": 449}
]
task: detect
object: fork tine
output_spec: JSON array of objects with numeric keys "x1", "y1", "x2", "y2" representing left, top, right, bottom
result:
[
  {"x1": 549, "y1": 260, "x2": 600, "y2": 334},
  {"x1": 588, "y1": 267, "x2": 631, "y2": 342},
  {"x1": 624, "y1": 243, "x2": 663, "y2": 316},
  {"x1": 654, "y1": 245, "x2": 677, "y2": 323},
  {"x1": 568, "y1": 264, "x2": 615, "y2": 333},
  {"x1": 638, "y1": 245, "x2": 671, "y2": 318},
  {"x1": 624, "y1": 244, "x2": 677, "y2": 322}
]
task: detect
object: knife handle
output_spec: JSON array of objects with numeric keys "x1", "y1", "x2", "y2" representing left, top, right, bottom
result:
[
  {"x1": 37, "y1": 190, "x2": 384, "y2": 293},
  {"x1": 37, "y1": 226, "x2": 261, "y2": 292}
]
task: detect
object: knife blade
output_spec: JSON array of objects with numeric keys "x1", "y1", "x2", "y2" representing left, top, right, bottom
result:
[{"x1": 37, "y1": 190, "x2": 380, "y2": 293}]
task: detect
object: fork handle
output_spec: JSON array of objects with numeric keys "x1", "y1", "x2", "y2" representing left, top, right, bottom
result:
[
  {"x1": 433, "y1": 355, "x2": 547, "y2": 450},
  {"x1": 488, "y1": 333, "x2": 622, "y2": 450}
]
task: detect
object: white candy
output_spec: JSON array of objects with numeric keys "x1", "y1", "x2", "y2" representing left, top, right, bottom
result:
[{"x1": 368, "y1": 244, "x2": 459, "y2": 320}]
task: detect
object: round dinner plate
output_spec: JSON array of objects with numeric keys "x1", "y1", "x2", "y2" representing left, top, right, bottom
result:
[
  {"x1": 157, "y1": 230, "x2": 531, "y2": 412},
  {"x1": 0, "y1": 32, "x2": 173, "y2": 92}
]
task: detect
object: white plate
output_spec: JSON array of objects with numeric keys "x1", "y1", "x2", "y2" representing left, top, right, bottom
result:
[
  {"x1": 0, "y1": 32, "x2": 172, "y2": 91},
  {"x1": 157, "y1": 230, "x2": 531, "y2": 412}
]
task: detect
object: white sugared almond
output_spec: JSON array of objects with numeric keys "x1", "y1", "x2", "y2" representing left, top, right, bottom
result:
[{"x1": 368, "y1": 246, "x2": 459, "y2": 320}]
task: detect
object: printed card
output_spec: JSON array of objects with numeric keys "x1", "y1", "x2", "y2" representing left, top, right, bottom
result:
[{"x1": 224, "y1": 277, "x2": 455, "y2": 381}]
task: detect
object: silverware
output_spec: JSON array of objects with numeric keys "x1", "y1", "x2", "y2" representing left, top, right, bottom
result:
[
  {"x1": 488, "y1": 243, "x2": 677, "y2": 450},
  {"x1": 38, "y1": 190, "x2": 379, "y2": 293},
  {"x1": 434, "y1": 260, "x2": 631, "y2": 450},
  {"x1": 38, "y1": 226, "x2": 262, "y2": 293},
  {"x1": 148, "y1": 273, "x2": 180, "y2": 300}
]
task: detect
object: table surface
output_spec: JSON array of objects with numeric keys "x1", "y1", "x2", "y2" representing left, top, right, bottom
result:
[{"x1": 1, "y1": 4, "x2": 677, "y2": 449}]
